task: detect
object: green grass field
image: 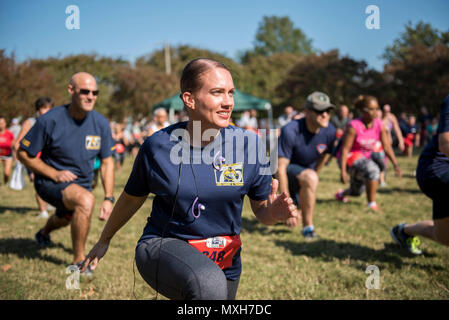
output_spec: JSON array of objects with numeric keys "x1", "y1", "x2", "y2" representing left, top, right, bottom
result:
[{"x1": 1, "y1": 150, "x2": 448, "y2": 300}]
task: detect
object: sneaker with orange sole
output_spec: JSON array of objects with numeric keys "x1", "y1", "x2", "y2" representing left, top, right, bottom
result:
[
  {"x1": 367, "y1": 202, "x2": 381, "y2": 213},
  {"x1": 335, "y1": 189, "x2": 349, "y2": 203}
]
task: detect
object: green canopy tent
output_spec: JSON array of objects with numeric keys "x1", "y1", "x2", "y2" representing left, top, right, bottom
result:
[{"x1": 153, "y1": 89, "x2": 273, "y2": 128}]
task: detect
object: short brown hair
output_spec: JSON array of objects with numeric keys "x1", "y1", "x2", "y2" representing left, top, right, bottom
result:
[
  {"x1": 180, "y1": 58, "x2": 231, "y2": 94},
  {"x1": 35, "y1": 97, "x2": 54, "y2": 111}
]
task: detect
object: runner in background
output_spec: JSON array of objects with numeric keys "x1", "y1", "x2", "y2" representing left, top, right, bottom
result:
[
  {"x1": 13, "y1": 97, "x2": 54, "y2": 218},
  {"x1": 0, "y1": 115, "x2": 14, "y2": 185},
  {"x1": 335, "y1": 95, "x2": 401, "y2": 212},
  {"x1": 277, "y1": 91, "x2": 336, "y2": 239}
]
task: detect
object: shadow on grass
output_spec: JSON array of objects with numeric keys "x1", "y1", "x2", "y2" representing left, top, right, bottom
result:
[
  {"x1": 0, "y1": 238, "x2": 71, "y2": 265},
  {"x1": 242, "y1": 216, "x2": 290, "y2": 235},
  {"x1": 315, "y1": 198, "x2": 364, "y2": 206},
  {"x1": 377, "y1": 187, "x2": 421, "y2": 194},
  {"x1": 401, "y1": 173, "x2": 417, "y2": 179},
  {"x1": 0, "y1": 206, "x2": 35, "y2": 215},
  {"x1": 274, "y1": 238, "x2": 443, "y2": 272}
]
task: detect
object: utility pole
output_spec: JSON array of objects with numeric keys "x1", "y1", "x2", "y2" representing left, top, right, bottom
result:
[{"x1": 164, "y1": 41, "x2": 171, "y2": 75}]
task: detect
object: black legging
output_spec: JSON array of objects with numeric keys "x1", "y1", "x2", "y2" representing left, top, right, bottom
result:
[{"x1": 135, "y1": 237, "x2": 240, "y2": 300}]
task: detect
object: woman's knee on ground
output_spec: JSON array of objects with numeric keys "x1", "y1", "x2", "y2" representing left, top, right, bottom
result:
[{"x1": 348, "y1": 184, "x2": 365, "y2": 196}]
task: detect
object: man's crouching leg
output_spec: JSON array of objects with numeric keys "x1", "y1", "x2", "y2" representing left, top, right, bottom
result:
[{"x1": 61, "y1": 184, "x2": 95, "y2": 264}]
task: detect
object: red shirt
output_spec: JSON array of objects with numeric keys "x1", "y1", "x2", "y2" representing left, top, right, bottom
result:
[{"x1": 0, "y1": 130, "x2": 14, "y2": 157}]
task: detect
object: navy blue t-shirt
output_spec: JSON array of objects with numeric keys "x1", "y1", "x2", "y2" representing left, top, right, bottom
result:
[
  {"x1": 20, "y1": 104, "x2": 114, "y2": 189},
  {"x1": 403, "y1": 124, "x2": 419, "y2": 135},
  {"x1": 417, "y1": 95, "x2": 449, "y2": 180},
  {"x1": 278, "y1": 118, "x2": 336, "y2": 168},
  {"x1": 125, "y1": 122, "x2": 272, "y2": 280}
]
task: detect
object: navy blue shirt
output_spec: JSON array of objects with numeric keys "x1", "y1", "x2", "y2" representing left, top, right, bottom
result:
[
  {"x1": 20, "y1": 104, "x2": 114, "y2": 189},
  {"x1": 418, "y1": 95, "x2": 449, "y2": 180},
  {"x1": 278, "y1": 118, "x2": 336, "y2": 168},
  {"x1": 403, "y1": 123, "x2": 419, "y2": 135},
  {"x1": 125, "y1": 122, "x2": 272, "y2": 280}
]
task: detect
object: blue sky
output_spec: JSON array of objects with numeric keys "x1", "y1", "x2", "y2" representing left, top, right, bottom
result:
[{"x1": 1, "y1": 0, "x2": 448, "y2": 70}]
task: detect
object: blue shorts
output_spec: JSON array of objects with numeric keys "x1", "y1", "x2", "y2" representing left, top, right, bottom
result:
[
  {"x1": 35, "y1": 177, "x2": 74, "y2": 220},
  {"x1": 287, "y1": 163, "x2": 309, "y2": 203},
  {"x1": 416, "y1": 167, "x2": 449, "y2": 220}
]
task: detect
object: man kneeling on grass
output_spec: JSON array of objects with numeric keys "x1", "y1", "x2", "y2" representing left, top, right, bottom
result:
[{"x1": 18, "y1": 72, "x2": 115, "y2": 275}]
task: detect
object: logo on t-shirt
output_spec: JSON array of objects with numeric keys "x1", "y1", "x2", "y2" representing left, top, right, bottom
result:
[
  {"x1": 86, "y1": 135, "x2": 101, "y2": 150},
  {"x1": 215, "y1": 163, "x2": 244, "y2": 186},
  {"x1": 316, "y1": 144, "x2": 327, "y2": 154},
  {"x1": 21, "y1": 138, "x2": 31, "y2": 147}
]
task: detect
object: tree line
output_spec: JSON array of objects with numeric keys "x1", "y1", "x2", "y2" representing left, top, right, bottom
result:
[{"x1": 1, "y1": 17, "x2": 448, "y2": 121}]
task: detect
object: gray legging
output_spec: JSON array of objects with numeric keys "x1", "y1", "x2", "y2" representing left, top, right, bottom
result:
[
  {"x1": 348, "y1": 157, "x2": 381, "y2": 196},
  {"x1": 135, "y1": 237, "x2": 240, "y2": 300}
]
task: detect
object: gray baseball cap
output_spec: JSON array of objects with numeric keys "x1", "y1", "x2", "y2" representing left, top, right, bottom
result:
[{"x1": 305, "y1": 91, "x2": 335, "y2": 112}]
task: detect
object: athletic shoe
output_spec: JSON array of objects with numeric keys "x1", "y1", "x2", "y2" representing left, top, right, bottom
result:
[
  {"x1": 36, "y1": 211, "x2": 49, "y2": 219},
  {"x1": 74, "y1": 262, "x2": 95, "y2": 278},
  {"x1": 367, "y1": 202, "x2": 379, "y2": 212},
  {"x1": 335, "y1": 189, "x2": 349, "y2": 203},
  {"x1": 302, "y1": 228, "x2": 318, "y2": 241},
  {"x1": 35, "y1": 229, "x2": 52, "y2": 248},
  {"x1": 390, "y1": 223, "x2": 422, "y2": 255}
]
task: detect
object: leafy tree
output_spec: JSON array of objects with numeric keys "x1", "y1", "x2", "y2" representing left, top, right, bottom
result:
[
  {"x1": 136, "y1": 45, "x2": 243, "y2": 88},
  {"x1": 27, "y1": 54, "x2": 129, "y2": 116},
  {"x1": 384, "y1": 43, "x2": 449, "y2": 115},
  {"x1": 383, "y1": 21, "x2": 449, "y2": 64},
  {"x1": 381, "y1": 21, "x2": 449, "y2": 115},
  {"x1": 0, "y1": 50, "x2": 57, "y2": 120},
  {"x1": 238, "y1": 52, "x2": 303, "y2": 106},
  {"x1": 276, "y1": 50, "x2": 378, "y2": 114},
  {"x1": 252, "y1": 16, "x2": 314, "y2": 57},
  {"x1": 109, "y1": 64, "x2": 179, "y2": 120}
]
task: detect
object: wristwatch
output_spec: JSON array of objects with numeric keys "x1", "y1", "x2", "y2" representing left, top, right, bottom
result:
[{"x1": 104, "y1": 196, "x2": 115, "y2": 204}]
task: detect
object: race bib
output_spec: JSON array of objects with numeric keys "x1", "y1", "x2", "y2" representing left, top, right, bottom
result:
[{"x1": 188, "y1": 235, "x2": 241, "y2": 270}]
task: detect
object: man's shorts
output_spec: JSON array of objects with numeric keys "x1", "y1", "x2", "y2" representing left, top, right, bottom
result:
[
  {"x1": 286, "y1": 163, "x2": 309, "y2": 204},
  {"x1": 0, "y1": 154, "x2": 13, "y2": 160},
  {"x1": 114, "y1": 151, "x2": 125, "y2": 165},
  {"x1": 35, "y1": 178, "x2": 74, "y2": 220},
  {"x1": 416, "y1": 168, "x2": 449, "y2": 220}
]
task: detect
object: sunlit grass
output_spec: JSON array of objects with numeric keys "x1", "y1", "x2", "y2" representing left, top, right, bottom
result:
[{"x1": 1, "y1": 149, "x2": 448, "y2": 300}]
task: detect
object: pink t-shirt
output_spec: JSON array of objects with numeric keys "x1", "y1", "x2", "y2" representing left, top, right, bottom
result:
[{"x1": 349, "y1": 117, "x2": 383, "y2": 159}]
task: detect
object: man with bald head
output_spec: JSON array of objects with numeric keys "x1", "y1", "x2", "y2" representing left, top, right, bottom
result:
[
  {"x1": 147, "y1": 107, "x2": 170, "y2": 136},
  {"x1": 18, "y1": 72, "x2": 115, "y2": 274}
]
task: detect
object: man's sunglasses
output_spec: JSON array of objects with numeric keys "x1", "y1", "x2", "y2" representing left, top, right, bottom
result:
[
  {"x1": 79, "y1": 89, "x2": 99, "y2": 96},
  {"x1": 313, "y1": 108, "x2": 332, "y2": 115}
]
